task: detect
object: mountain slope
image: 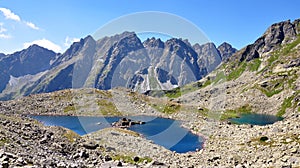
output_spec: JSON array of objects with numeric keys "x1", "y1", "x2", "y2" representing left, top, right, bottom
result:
[
  {"x1": 0, "y1": 32, "x2": 236, "y2": 100},
  {"x1": 0, "y1": 45, "x2": 56, "y2": 95},
  {"x1": 166, "y1": 19, "x2": 300, "y2": 118}
]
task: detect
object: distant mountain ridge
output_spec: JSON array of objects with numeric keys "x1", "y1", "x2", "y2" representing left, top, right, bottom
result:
[{"x1": 0, "y1": 32, "x2": 236, "y2": 100}]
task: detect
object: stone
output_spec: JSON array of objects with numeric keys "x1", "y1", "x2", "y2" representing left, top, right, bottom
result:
[
  {"x1": 290, "y1": 148, "x2": 298, "y2": 154},
  {"x1": 133, "y1": 156, "x2": 140, "y2": 162},
  {"x1": 83, "y1": 142, "x2": 99, "y2": 150},
  {"x1": 24, "y1": 123, "x2": 31, "y2": 127},
  {"x1": 2, "y1": 161, "x2": 9, "y2": 168},
  {"x1": 104, "y1": 155, "x2": 112, "y2": 161},
  {"x1": 281, "y1": 156, "x2": 290, "y2": 162},
  {"x1": 39, "y1": 136, "x2": 47, "y2": 144},
  {"x1": 117, "y1": 161, "x2": 122, "y2": 167},
  {"x1": 286, "y1": 138, "x2": 293, "y2": 143},
  {"x1": 151, "y1": 161, "x2": 164, "y2": 166}
]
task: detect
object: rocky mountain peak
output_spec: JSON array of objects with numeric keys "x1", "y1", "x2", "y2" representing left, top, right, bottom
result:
[
  {"x1": 237, "y1": 19, "x2": 300, "y2": 62},
  {"x1": 217, "y1": 42, "x2": 237, "y2": 60},
  {"x1": 193, "y1": 42, "x2": 222, "y2": 73},
  {"x1": 143, "y1": 37, "x2": 164, "y2": 48}
]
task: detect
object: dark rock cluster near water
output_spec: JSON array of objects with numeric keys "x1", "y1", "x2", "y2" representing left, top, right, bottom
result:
[{"x1": 112, "y1": 117, "x2": 145, "y2": 128}]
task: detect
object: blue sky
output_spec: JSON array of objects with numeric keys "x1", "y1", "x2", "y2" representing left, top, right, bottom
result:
[{"x1": 0, "y1": 0, "x2": 299, "y2": 54}]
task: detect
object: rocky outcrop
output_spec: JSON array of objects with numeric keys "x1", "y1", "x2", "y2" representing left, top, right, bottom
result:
[
  {"x1": 112, "y1": 117, "x2": 145, "y2": 128},
  {"x1": 193, "y1": 42, "x2": 223, "y2": 73},
  {"x1": 217, "y1": 42, "x2": 237, "y2": 61},
  {"x1": 237, "y1": 19, "x2": 300, "y2": 62}
]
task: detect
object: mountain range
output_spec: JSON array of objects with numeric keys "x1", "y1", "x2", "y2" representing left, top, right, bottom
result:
[{"x1": 0, "y1": 32, "x2": 236, "y2": 100}]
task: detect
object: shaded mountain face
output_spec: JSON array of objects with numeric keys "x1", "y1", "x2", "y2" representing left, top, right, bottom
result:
[
  {"x1": 0, "y1": 45, "x2": 56, "y2": 94},
  {"x1": 217, "y1": 42, "x2": 237, "y2": 61},
  {"x1": 0, "y1": 32, "x2": 236, "y2": 100},
  {"x1": 234, "y1": 19, "x2": 300, "y2": 63}
]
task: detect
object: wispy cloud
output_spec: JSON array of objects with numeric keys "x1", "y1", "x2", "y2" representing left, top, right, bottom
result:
[
  {"x1": 0, "y1": 7, "x2": 39, "y2": 30},
  {"x1": 64, "y1": 36, "x2": 80, "y2": 47},
  {"x1": 0, "y1": 34, "x2": 11, "y2": 39},
  {"x1": 24, "y1": 39, "x2": 62, "y2": 53},
  {"x1": 0, "y1": 22, "x2": 11, "y2": 39},
  {"x1": 0, "y1": 8, "x2": 21, "y2": 21},
  {"x1": 0, "y1": 22, "x2": 7, "y2": 33},
  {"x1": 25, "y1": 21, "x2": 39, "y2": 30}
]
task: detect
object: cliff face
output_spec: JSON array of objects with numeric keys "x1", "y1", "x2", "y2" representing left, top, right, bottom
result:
[{"x1": 234, "y1": 19, "x2": 300, "y2": 63}]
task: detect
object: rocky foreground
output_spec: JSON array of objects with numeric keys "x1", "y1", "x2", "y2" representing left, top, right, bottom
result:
[{"x1": 0, "y1": 88, "x2": 299, "y2": 167}]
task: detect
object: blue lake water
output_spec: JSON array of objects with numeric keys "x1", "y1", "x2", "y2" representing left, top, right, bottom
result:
[
  {"x1": 229, "y1": 113, "x2": 283, "y2": 126},
  {"x1": 30, "y1": 115, "x2": 203, "y2": 153}
]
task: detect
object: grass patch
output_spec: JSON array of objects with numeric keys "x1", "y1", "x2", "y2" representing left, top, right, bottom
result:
[
  {"x1": 282, "y1": 35, "x2": 300, "y2": 55},
  {"x1": 256, "y1": 78, "x2": 285, "y2": 97},
  {"x1": 63, "y1": 105, "x2": 75, "y2": 113},
  {"x1": 248, "y1": 58, "x2": 262, "y2": 71},
  {"x1": 63, "y1": 130, "x2": 80, "y2": 143},
  {"x1": 213, "y1": 71, "x2": 226, "y2": 84},
  {"x1": 164, "y1": 81, "x2": 204, "y2": 98},
  {"x1": 251, "y1": 136, "x2": 274, "y2": 147},
  {"x1": 151, "y1": 102, "x2": 181, "y2": 114},
  {"x1": 221, "y1": 104, "x2": 252, "y2": 120},
  {"x1": 97, "y1": 99, "x2": 122, "y2": 116},
  {"x1": 227, "y1": 62, "x2": 247, "y2": 80},
  {"x1": 277, "y1": 96, "x2": 294, "y2": 117},
  {"x1": 95, "y1": 89, "x2": 112, "y2": 98},
  {"x1": 268, "y1": 51, "x2": 280, "y2": 65},
  {"x1": 259, "y1": 87, "x2": 283, "y2": 97},
  {"x1": 0, "y1": 137, "x2": 9, "y2": 146}
]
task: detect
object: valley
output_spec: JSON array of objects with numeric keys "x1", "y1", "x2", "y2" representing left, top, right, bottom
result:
[{"x1": 0, "y1": 19, "x2": 300, "y2": 167}]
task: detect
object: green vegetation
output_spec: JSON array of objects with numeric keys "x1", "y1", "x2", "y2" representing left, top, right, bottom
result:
[
  {"x1": 227, "y1": 62, "x2": 247, "y2": 80},
  {"x1": 268, "y1": 51, "x2": 280, "y2": 65},
  {"x1": 277, "y1": 96, "x2": 294, "y2": 117},
  {"x1": 0, "y1": 137, "x2": 9, "y2": 146},
  {"x1": 151, "y1": 102, "x2": 181, "y2": 114},
  {"x1": 257, "y1": 80, "x2": 284, "y2": 98},
  {"x1": 213, "y1": 71, "x2": 226, "y2": 84},
  {"x1": 196, "y1": 107, "x2": 209, "y2": 116},
  {"x1": 112, "y1": 154, "x2": 152, "y2": 164},
  {"x1": 251, "y1": 136, "x2": 274, "y2": 147},
  {"x1": 282, "y1": 35, "x2": 300, "y2": 55},
  {"x1": 221, "y1": 104, "x2": 252, "y2": 120},
  {"x1": 63, "y1": 105, "x2": 75, "y2": 113},
  {"x1": 97, "y1": 99, "x2": 122, "y2": 116},
  {"x1": 248, "y1": 58, "x2": 262, "y2": 71},
  {"x1": 95, "y1": 89, "x2": 112, "y2": 98},
  {"x1": 164, "y1": 81, "x2": 203, "y2": 98},
  {"x1": 63, "y1": 130, "x2": 80, "y2": 143}
]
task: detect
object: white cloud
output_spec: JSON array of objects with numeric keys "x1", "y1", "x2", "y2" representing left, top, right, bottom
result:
[
  {"x1": 24, "y1": 39, "x2": 62, "y2": 53},
  {"x1": 64, "y1": 36, "x2": 80, "y2": 47},
  {"x1": 0, "y1": 22, "x2": 11, "y2": 38},
  {"x1": 0, "y1": 8, "x2": 21, "y2": 21},
  {"x1": 0, "y1": 22, "x2": 7, "y2": 33},
  {"x1": 0, "y1": 34, "x2": 11, "y2": 39},
  {"x1": 25, "y1": 21, "x2": 39, "y2": 30},
  {"x1": 0, "y1": 8, "x2": 40, "y2": 30}
]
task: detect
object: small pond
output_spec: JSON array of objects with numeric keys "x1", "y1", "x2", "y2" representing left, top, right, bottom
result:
[
  {"x1": 229, "y1": 113, "x2": 283, "y2": 126},
  {"x1": 30, "y1": 115, "x2": 204, "y2": 153}
]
